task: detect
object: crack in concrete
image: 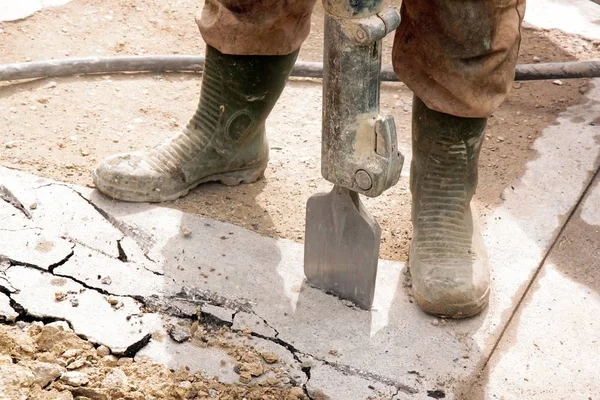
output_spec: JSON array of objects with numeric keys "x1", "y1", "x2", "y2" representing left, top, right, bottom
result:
[
  {"x1": 143, "y1": 287, "x2": 416, "y2": 397},
  {"x1": 116, "y1": 238, "x2": 128, "y2": 262},
  {"x1": 0, "y1": 183, "x2": 32, "y2": 219},
  {"x1": 175, "y1": 286, "x2": 253, "y2": 313},
  {"x1": 4, "y1": 181, "x2": 417, "y2": 395},
  {"x1": 34, "y1": 183, "x2": 164, "y2": 276},
  {"x1": 143, "y1": 292, "x2": 315, "y2": 399},
  {"x1": 48, "y1": 246, "x2": 75, "y2": 274},
  {"x1": 37, "y1": 183, "x2": 156, "y2": 254},
  {"x1": 0, "y1": 227, "x2": 42, "y2": 232},
  {"x1": 0, "y1": 252, "x2": 154, "y2": 358},
  {"x1": 482, "y1": 164, "x2": 600, "y2": 372},
  {"x1": 65, "y1": 235, "x2": 117, "y2": 260}
]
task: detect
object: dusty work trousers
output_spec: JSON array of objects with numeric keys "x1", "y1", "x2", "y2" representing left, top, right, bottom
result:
[{"x1": 198, "y1": 0, "x2": 526, "y2": 118}]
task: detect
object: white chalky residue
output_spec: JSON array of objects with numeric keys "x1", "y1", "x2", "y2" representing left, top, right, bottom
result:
[
  {"x1": 581, "y1": 180, "x2": 600, "y2": 227},
  {"x1": 0, "y1": 0, "x2": 74, "y2": 22},
  {"x1": 472, "y1": 79, "x2": 600, "y2": 350},
  {"x1": 523, "y1": 0, "x2": 600, "y2": 41}
]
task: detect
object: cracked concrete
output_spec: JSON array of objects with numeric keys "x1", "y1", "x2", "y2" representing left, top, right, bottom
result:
[
  {"x1": 0, "y1": 292, "x2": 17, "y2": 322},
  {"x1": 0, "y1": 77, "x2": 599, "y2": 399},
  {"x1": 1, "y1": 76, "x2": 600, "y2": 396}
]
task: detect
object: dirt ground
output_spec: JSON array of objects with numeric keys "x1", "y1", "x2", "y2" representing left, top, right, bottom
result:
[
  {"x1": 1, "y1": 2, "x2": 600, "y2": 398},
  {"x1": 1, "y1": 0, "x2": 600, "y2": 261}
]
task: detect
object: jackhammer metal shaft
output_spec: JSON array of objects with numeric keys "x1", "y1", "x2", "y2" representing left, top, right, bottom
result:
[{"x1": 303, "y1": 0, "x2": 404, "y2": 309}]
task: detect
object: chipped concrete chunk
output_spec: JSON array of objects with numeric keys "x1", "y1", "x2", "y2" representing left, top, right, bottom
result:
[
  {"x1": 261, "y1": 352, "x2": 279, "y2": 364},
  {"x1": 0, "y1": 293, "x2": 18, "y2": 322},
  {"x1": 100, "y1": 368, "x2": 128, "y2": 390},
  {"x1": 96, "y1": 345, "x2": 110, "y2": 357},
  {"x1": 60, "y1": 371, "x2": 89, "y2": 386},
  {"x1": 22, "y1": 360, "x2": 64, "y2": 387},
  {"x1": 7, "y1": 267, "x2": 160, "y2": 353}
]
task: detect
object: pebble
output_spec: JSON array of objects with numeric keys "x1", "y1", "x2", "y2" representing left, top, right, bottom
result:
[
  {"x1": 36, "y1": 97, "x2": 50, "y2": 104},
  {"x1": 106, "y1": 297, "x2": 119, "y2": 306},
  {"x1": 239, "y1": 371, "x2": 252, "y2": 384},
  {"x1": 60, "y1": 371, "x2": 89, "y2": 386},
  {"x1": 176, "y1": 381, "x2": 194, "y2": 398},
  {"x1": 55, "y1": 291, "x2": 67, "y2": 302},
  {"x1": 100, "y1": 276, "x2": 112, "y2": 285},
  {"x1": 67, "y1": 358, "x2": 86, "y2": 370},
  {"x1": 29, "y1": 202, "x2": 38, "y2": 210},
  {"x1": 431, "y1": 319, "x2": 440, "y2": 326},
  {"x1": 117, "y1": 357, "x2": 133, "y2": 366},
  {"x1": 62, "y1": 349, "x2": 80, "y2": 359},
  {"x1": 101, "y1": 368, "x2": 128, "y2": 389},
  {"x1": 44, "y1": 81, "x2": 58, "y2": 89},
  {"x1": 101, "y1": 355, "x2": 119, "y2": 367},
  {"x1": 552, "y1": 80, "x2": 563, "y2": 86},
  {"x1": 70, "y1": 298, "x2": 79, "y2": 307},
  {"x1": 96, "y1": 345, "x2": 110, "y2": 357},
  {"x1": 180, "y1": 225, "x2": 192, "y2": 237},
  {"x1": 532, "y1": 56, "x2": 541, "y2": 63},
  {"x1": 0, "y1": 355, "x2": 12, "y2": 365},
  {"x1": 497, "y1": 136, "x2": 505, "y2": 142},
  {"x1": 261, "y1": 352, "x2": 279, "y2": 364},
  {"x1": 290, "y1": 387, "x2": 305, "y2": 398},
  {"x1": 4, "y1": 140, "x2": 18, "y2": 149},
  {"x1": 27, "y1": 361, "x2": 64, "y2": 387},
  {"x1": 168, "y1": 324, "x2": 192, "y2": 343}
]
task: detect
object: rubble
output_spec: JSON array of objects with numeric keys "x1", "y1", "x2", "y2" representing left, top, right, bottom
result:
[{"x1": 0, "y1": 322, "x2": 307, "y2": 399}]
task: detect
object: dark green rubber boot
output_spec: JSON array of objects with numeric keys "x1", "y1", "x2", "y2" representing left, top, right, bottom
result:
[
  {"x1": 93, "y1": 45, "x2": 298, "y2": 202},
  {"x1": 409, "y1": 96, "x2": 490, "y2": 318}
]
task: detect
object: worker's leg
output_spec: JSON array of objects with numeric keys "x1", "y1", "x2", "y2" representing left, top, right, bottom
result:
[
  {"x1": 94, "y1": 0, "x2": 317, "y2": 202},
  {"x1": 393, "y1": 0, "x2": 526, "y2": 317}
]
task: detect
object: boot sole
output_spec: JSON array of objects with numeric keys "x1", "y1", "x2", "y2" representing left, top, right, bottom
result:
[
  {"x1": 94, "y1": 165, "x2": 266, "y2": 203},
  {"x1": 414, "y1": 287, "x2": 490, "y2": 319}
]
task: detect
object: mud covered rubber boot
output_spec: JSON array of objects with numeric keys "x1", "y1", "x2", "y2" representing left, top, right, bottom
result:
[
  {"x1": 409, "y1": 96, "x2": 490, "y2": 318},
  {"x1": 93, "y1": 45, "x2": 299, "y2": 202}
]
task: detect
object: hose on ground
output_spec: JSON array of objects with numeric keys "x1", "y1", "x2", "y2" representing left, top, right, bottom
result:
[{"x1": 1, "y1": 55, "x2": 599, "y2": 83}]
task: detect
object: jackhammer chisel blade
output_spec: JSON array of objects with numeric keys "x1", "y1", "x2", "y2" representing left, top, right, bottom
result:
[{"x1": 304, "y1": 185, "x2": 381, "y2": 310}]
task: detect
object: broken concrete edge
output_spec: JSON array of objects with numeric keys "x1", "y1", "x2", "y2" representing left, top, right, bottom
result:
[
  {"x1": 1, "y1": 249, "x2": 319, "y2": 397},
  {"x1": 2, "y1": 254, "x2": 406, "y2": 399},
  {"x1": 0, "y1": 292, "x2": 18, "y2": 322},
  {"x1": 2, "y1": 170, "x2": 389, "y2": 385}
]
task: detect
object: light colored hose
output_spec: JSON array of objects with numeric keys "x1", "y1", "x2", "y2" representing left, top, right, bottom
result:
[{"x1": 1, "y1": 55, "x2": 599, "y2": 82}]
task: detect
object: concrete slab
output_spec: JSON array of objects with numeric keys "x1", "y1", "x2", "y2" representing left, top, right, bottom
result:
[
  {"x1": 2, "y1": 265, "x2": 161, "y2": 354},
  {"x1": 84, "y1": 80, "x2": 600, "y2": 398},
  {"x1": 480, "y1": 175, "x2": 600, "y2": 399},
  {"x1": 0, "y1": 230, "x2": 73, "y2": 271},
  {"x1": 0, "y1": 0, "x2": 74, "y2": 22},
  {"x1": 0, "y1": 292, "x2": 18, "y2": 322},
  {"x1": 54, "y1": 248, "x2": 162, "y2": 298},
  {"x1": 523, "y1": 0, "x2": 600, "y2": 40},
  {"x1": 581, "y1": 176, "x2": 600, "y2": 225},
  {"x1": 305, "y1": 361, "x2": 399, "y2": 400},
  {"x1": 0, "y1": 79, "x2": 598, "y2": 397}
]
